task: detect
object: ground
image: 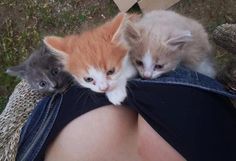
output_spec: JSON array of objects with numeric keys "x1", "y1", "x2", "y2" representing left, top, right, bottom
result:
[{"x1": 0, "y1": 0, "x2": 235, "y2": 112}]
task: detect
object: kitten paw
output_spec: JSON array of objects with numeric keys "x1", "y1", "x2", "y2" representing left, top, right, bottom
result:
[{"x1": 106, "y1": 88, "x2": 127, "y2": 105}]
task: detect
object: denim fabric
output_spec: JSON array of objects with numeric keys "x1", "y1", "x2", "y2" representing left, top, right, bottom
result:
[
  {"x1": 16, "y1": 67, "x2": 236, "y2": 161},
  {"x1": 130, "y1": 67, "x2": 236, "y2": 98},
  {"x1": 16, "y1": 94, "x2": 63, "y2": 161}
]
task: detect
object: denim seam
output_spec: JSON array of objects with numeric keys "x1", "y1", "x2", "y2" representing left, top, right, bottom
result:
[
  {"x1": 31, "y1": 94, "x2": 63, "y2": 161},
  {"x1": 133, "y1": 79, "x2": 236, "y2": 98},
  {"x1": 17, "y1": 96, "x2": 51, "y2": 156},
  {"x1": 19, "y1": 96, "x2": 51, "y2": 147},
  {"x1": 18, "y1": 94, "x2": 63, "y2": 161}
]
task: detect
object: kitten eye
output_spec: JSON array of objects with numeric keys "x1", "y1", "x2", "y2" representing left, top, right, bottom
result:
[
  {"x1": 154, "y1": 64, "x2": 164, "y2": 70},
  {"x1": 84, "y1": 77, "x2": 94, "y2": 82},
  {"x1": 51, "y1": 68, "x2": 59, "y2": 76},
  {"x1": 135, "y1": 60, "x2": 143, "y2": 66},
  {"x1": 39, "y1": 81, "x2": 47, "y2": 88},
  {"x1": 107, "y1": 68, "x2": 115, "y2": 76}
]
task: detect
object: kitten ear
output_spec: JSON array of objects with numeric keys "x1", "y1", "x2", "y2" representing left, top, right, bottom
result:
[
  {"x1": 123, "y1": 21, "x2": 141, "y2": 46},
  {"x1": 38, "y1": 44, "x2": 47, "y2": 55},
  {"x1": 6, "y1": 64, "x2": 27, "y2": 78},
  {"x1": 110, "y1": 13, "x2": 141, "y2": 48},
  {"x1": 110, "y1": 12, "x2": 128, "y2": 43},
  {"x1": 166, "y1": 30, "x2": 192, "y2": 50},
  {"x1": 43, "y1": 36, "x2": 67, "y2": 60}
]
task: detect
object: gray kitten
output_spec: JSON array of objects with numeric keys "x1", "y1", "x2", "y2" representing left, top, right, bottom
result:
[{"x1": 6, "y1": 43, "x2": 74, "y2": 93}]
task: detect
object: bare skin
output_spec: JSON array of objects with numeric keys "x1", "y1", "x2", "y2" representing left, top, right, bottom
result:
[{"x1": 45, "y1": 105, "x2": 186, "y2": 161}]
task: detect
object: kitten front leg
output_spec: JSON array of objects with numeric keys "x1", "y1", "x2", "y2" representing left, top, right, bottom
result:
[{"x1": 106, "y1": 86, "x2": 127, "y2": 105}]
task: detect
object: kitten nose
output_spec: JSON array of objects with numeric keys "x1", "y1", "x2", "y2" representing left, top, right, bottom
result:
[
  {"x1": 143, "y1": 71, "x2": 152, "y2": 79},
  {"x1": 99, "y1": 83, "x2": 109, "y2": 92}
]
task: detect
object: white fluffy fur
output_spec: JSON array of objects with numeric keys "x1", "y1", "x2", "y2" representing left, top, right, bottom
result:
[
  {"x1": 195, "y1": 59, "x2": 216, "y2": 78},
  {"x1": 76, "y1": 54, "x2": 136, "y2": 105},
  {"x1": 125, "y1": 10, "x2": 216, "y2": 78},
  {"x1": 142, "y1": 50, "x2": 153, "y2": 78}
]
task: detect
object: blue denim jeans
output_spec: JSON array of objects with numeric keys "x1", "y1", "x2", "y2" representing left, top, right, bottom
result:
[{"x1": 16, "y1": 67, "x2": 236, "y2": 161}]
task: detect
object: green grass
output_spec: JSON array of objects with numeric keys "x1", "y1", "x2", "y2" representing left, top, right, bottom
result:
[{"x1": 0, "y1": 96, "x2": 8, "y2": 112}]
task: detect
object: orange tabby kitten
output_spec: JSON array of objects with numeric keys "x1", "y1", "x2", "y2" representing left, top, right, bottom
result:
[{"x1": 44, "y1": 13, "x2": 137, "y2": 105}]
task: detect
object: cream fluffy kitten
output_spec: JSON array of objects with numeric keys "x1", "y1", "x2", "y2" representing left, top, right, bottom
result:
[
  {"x1": 44, "y1": 13, "x2": 137, "y2": 105},
  {"x1": 122, "y1": 10, "x2": 216, "y2": 79}
]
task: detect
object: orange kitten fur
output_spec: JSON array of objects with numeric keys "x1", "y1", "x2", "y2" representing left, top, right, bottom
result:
[{"x1": 44, "y1": 13, "x2": 137, "y2": 105}]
